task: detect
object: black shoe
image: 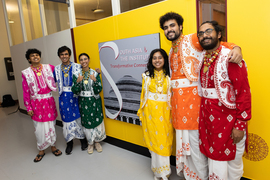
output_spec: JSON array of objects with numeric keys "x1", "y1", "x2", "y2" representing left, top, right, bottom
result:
[
  {"x1": 65, "y1": 140, "x2": 73, "y2": 155},
  {"x1": 80, "y1": 138, "x2": 88, "y2": 151}
]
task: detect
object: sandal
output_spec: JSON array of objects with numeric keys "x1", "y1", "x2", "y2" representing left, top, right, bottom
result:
[
  {"x1": 33, "y1": 153, "x2": 45, "y2": 163},
  {"x1": 52, "y1": 149, "x2": 62, "y2": 156}
]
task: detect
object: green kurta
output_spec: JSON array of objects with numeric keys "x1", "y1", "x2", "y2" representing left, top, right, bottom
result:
[{"x1": 71, "y1": 69, "x2": 103, "y2": 129}]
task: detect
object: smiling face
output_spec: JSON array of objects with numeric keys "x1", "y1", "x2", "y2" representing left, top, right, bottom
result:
[
  {"x1": 152, "y1": 51, "x2": 165, "y2": 71},
  {"x1": 163, "y1": 19, "x2": 182, "y2": 42},
  {"x1": 79, "y1": 55, "x2": 90, "y2": 69},
  {"x1": 198, "y1": 23, "x2": 221, "y2": 51},
  {"x1": 59, "y1": 50, "x2": 70, "y2": 65},
  {"x1": 28, "y1": 53, "x2": 41, "y2": 66}
]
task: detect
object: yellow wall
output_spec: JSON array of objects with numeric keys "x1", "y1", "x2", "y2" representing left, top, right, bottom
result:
[
  {"x1": 73, "y1": 0, "x2": 268, "y2": 179},
  {"x1": 73, "y1": 0, "x2": 197, "y2": 147},
  {"x1": 228, "y1": 0, "x2": 270, "y2": 179}
]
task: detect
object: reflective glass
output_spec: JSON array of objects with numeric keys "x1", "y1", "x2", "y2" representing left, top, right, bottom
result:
[
  {"x1": 21, "y1": 0, "x2": 43, "y2": 41},
  {"x1": 120, "y1": 0, "x2": 163, "y2": 13},
  {"x1": 5, "y1": 0, "x2": 24, "y2": 45},
  {"x1": 74, "y1": 0, "x2": 112, "y2": 26},
  {"x1": 44, "y1": 0, "x2": 70, "y2": 35}
]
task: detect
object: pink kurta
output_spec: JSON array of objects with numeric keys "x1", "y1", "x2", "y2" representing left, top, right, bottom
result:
[
  {"x1": 199, "y1": 55, "x2": 251, "y2": 161},
  {"x1": 22, "y1": 64, "x2": 58, "y2": 122}
]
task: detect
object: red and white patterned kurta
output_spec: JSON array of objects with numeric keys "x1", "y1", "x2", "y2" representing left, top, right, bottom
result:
[{"x1": 199, "y1": 48, "x2": 251, "y2": 161}]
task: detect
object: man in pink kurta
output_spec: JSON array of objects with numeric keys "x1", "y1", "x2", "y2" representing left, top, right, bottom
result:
[
  {"x1": 198, "y1": 21, "x2": 251, "y2": 180},
  {"x1": 22, "y1": 48, "x2": 62, "y2": 162}
]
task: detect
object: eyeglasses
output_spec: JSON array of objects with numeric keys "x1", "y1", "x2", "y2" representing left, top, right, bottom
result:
[{"x1": 197, "y1": 28, "x2": 214, "y2": 37}]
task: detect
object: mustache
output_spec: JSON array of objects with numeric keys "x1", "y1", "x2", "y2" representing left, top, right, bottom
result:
[
  {"x1": 167, "y1": 30, "x2": 175, "y2": 36},
  {"x1": 202, "y1": 37, "x2": 212, "y2": 42}
]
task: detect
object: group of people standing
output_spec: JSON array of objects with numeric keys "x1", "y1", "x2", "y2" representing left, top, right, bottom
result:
[
  {"x1": 22, "y1": 46, "x2": 106, "y2": 163},
  {"x1": 21, "y1": 10, "x2": 251, "y2": 180},
  {"x1": 137, "y1": 12, "x2": 251, "y2": 180}
]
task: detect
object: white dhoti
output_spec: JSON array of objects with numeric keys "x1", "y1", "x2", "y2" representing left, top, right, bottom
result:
[
  {"x1": 208, "y1": 135, "x2": 246, "y2": 180},
  {"x1": 63, "y1": 117, "x2": 85, "y2": 142},
  {"x1": 150, "y1": 150, "x2": 171, "y2": 180},
  {"x1": 83, "y1": 121, "x2": 106, "y2": 145},
  {"x1": 176, "y1": 130, "x2": 208, "y2": 180},
  {"x1": 33, "y1": 120, "x2": 56, "y2": 151}
]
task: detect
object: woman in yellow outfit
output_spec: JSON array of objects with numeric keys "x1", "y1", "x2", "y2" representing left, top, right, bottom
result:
[{"x1": 137, "y1": 49, "x2": 173, "y2": 180}]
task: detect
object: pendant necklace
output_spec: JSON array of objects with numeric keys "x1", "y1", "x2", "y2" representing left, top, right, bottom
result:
[
  {"x1": 203, "y1": 46, "x2": 221, "y2": 73},
  {"x1": 31, "y1": 64, "x2": 43, "y2": 76},
  {"x1": 154, "y1": 70, "x2": 164, "y2": 93},
  {"x1": 61, "y1": 63, "x2": 72, "y2": 77},
  {"x1": 82, "y1": 69, "x2": 90, "y2": 85},
  {"x1": 172, "y1": 35, "x2": 184, "y2": 53}
]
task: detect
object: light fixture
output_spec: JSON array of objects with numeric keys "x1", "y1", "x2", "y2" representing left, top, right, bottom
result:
[
  {"x1": 9, "y1": 20, "x2": 14, "y2": 24},
  {"x1": 93, "y1": 0, "x2": 104, "y2": 13}
]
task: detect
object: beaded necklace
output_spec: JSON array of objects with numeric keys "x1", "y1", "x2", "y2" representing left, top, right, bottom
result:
[
  {"x1": 203, "y1": 46, "x2": 222, "y2": 73},
  {"x1": 82, "y1": 69, "x2": 90, "y2": 85},
  {"x1": 31, "y1": 64, "x2": 43, "y2": 76},
  {"x1": 172, "y1": 34, "x2": 184, "y2": 53},
  {"x1": 154, "y1": 70, "x2": 164, "y2": 93},
  {"x1": 61, "y1": 63, "x2": 72, "y2": 77}
]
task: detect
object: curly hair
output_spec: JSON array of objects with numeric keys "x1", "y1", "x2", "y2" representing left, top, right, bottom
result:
[
  {"x1": 57, "y1": 46, "x2": 71, "y2": 57},
  {"x1": 25, "y1": 49, "x2": 41, "y2": 64},
  {"x1": 159, "y1": 12, "x2": 184, "y2": 30},
  {"x1": 146, "y1": 48, "x2": 170, "y2": 78}
]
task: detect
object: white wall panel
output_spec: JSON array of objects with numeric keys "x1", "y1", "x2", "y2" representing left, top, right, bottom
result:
[{"x1": 11, "y1": 28, "x2": 74, "y2": 121}]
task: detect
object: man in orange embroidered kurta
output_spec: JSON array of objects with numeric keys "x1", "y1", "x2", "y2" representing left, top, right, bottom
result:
[{"x1": 159, "y1": 12, "x2": 242, "y2": 180}]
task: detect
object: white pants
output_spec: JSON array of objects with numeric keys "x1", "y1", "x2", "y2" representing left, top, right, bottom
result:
[
  {"x1": 176, "y1": 130, "x2": 208, "y2": 180},
  {"x1": 33, "y1": 120, "x2": 56, "y2": 151},
  {"x1": 62, "y1": 117, "x2": 85, "y2": 142},
  {"x1": 208, "y1": 135, "x2": 246, "y2": 180},
  {"x1": 83, "y1": 121, "x2": 106, "y2": 145},
  {"x1": 150, "y1": 150, "x2": 171, "y2": 180}
]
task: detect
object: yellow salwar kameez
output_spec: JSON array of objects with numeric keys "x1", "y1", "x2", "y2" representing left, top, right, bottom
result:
[{"x1": 137, "y1": 70, "x2": 173, "y2": 180}]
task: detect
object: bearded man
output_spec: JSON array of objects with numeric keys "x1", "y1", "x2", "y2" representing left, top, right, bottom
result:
[
  {"x1": 159, "y1": 12, "x2": 243, "y2": 180},
  {"x1": 198, "y1": 21, "x2": 251, "y2": 180}
]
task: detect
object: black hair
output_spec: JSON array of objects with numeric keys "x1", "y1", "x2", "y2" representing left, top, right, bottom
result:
[
  {"x1": 25, "y1": 49, "x2": 41, "y2": 64},
  {"x1": 146, "y1": 48, "x2": 170, "y2": 78},
  {"x1": 199, "y1": 21, "x2": 223, "y2": 41},
  {"x1": 57, "y1": 46, "x2": 71, "y2": 57},
  {"x1": 159, "y1": 12, "x2": 184, "y2": 30},
  {"x1": 78, "y1": 53, "x2": 90, "y2": 60}
]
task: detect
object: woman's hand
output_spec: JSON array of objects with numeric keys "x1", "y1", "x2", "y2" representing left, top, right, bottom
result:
[
  {"x1": 76, "y1": 74, "x2": 83, "y2": 83},
  {"x1": 90, "y1": 74, "x2": 96, "y2": 82}
]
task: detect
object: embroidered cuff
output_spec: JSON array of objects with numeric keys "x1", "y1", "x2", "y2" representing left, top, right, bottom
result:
[
  {"x1": 234, "y1": 120, "x2": 246, "y2": 131},
  {"x1": 27, "y1": 106, "x2": 33, "y2": 112}
]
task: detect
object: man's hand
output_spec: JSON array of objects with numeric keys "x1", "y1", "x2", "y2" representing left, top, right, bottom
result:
[
  {"x1": 28, "y1": 110, "x2": 34, "y2": 116},
  {"x1": 76, "y1": 74, "x2": 83, "y2": 83},
  {"x1": 228, "y1": 46, "x2": 242, "y2": 64},
  {"x1": 231, "y1": 128, "x2": 244, "y2": 144}
]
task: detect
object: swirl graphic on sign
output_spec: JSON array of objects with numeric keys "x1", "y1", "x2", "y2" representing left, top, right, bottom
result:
[{"x1": 99, "y1": 42, "x2": 123, "y2": 119}]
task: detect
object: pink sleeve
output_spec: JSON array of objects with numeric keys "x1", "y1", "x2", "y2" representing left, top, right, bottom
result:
[
  {"x1": 228, "y1": 61, "x2": 251, "y2": 131},
  {"x1": 22, "y1": 74, "x2": 32, "y2": 112},
  {"x1": 49, "y1": 64, "x2": 55, "y2": 72}
]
